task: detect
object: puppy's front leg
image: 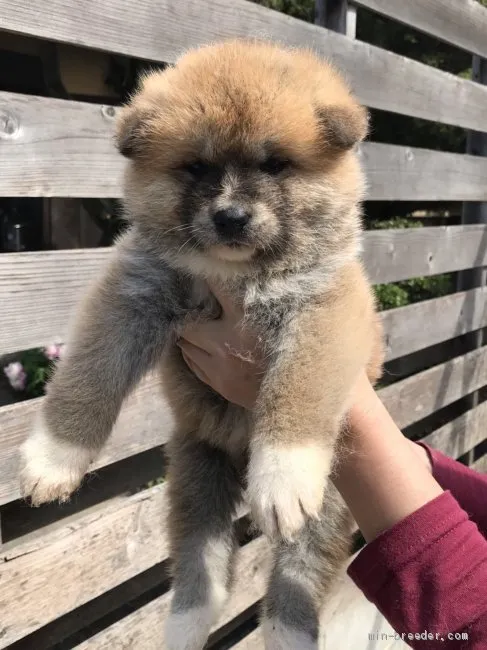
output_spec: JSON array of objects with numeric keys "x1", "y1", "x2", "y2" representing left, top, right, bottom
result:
[
  {"x1": 21, "y1": 236, "x2": 178, "y2": 505},
  {"x1": 248, "y1": 263, "x2": 379, "y2": 540}
]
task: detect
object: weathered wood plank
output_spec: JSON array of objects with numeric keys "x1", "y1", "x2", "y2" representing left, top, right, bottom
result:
[
  {"x1": 0, "y1": 248, "x2": 108, "y2": 354},
  {"x1": 358, "y1": 143, "x2": 487, "y2": 202},
  {"x1": 379, "y1": 346, "x2": 487, "y2": 431},
  {"x1": 0, "y1": 484, "x2": 170, "y2": 648},
  {"x1": 0, "y1": 93, "x2": 122, "y2": 198},
  {"x1": 353, "y1": 0, "x2": 487, "y2": 59},
  {"x1": 3, "y1": 227, "x2": 487, "y2": 355},
  {"x1": 75, "y1": 536, "x2": 270, "y2": 649},
  {"x1": 421, "y1": 401, "x2": 487, "y2": 461},
  {"x1": 382, "y1": 287, "x2": 487, "y2": 361},
  {"x1": 363, "y1": 225, "x2": 487, "y2": 285},
  {"x1": 2, "y1": 91, "x2": 487, "y2": 199},
  {"x1": 1, "y1": 0, "x2": 486, "y2": 131},
  {"x1": 0, "y1": 375, "x2": 173, "y2": 507}
]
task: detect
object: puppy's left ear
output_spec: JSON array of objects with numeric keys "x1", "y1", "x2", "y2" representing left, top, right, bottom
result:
[{"x1": 316, "y1": 103, "x2": 369, "y2": 151}]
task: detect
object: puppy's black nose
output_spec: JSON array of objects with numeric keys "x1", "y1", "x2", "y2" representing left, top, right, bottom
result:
[{"x1": 213, "y1": 207, "x2": 251, "y2": 238}]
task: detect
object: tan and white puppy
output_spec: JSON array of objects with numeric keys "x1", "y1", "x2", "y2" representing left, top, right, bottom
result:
[{"x1": 21, "y1": 40, "x2": 383, "y2": 650}]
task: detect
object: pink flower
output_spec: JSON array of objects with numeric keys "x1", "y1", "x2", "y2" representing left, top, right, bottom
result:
[
  {"x1": 44, "y1": 343, "x2": 64, "y2": 361},
  {"x1": 3, "y1": 361, "x2": 27, "y2": 391}
]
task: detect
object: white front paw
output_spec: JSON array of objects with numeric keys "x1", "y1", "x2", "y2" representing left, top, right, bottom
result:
[
  {"x1": 20, "y1": 417, "x2": 94, "y2": 506},
  {"x1": 247, "y1": 444, "x2": 332, "y2": 540},
  {"x1": 165, "y1": 606, "x2": 214, "y2": 650}
]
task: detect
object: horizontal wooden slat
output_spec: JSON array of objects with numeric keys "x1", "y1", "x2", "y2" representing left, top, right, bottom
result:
[
  {"x1": 2, "y1": 91, "x2": 487, "y2": 199},
  {"x1": 0, "y1": 375, "x2": 173, "y2": 506},
  {"x1": 1, "y1": 0, "x2": 486, "y2": 132},
  {"x1": 382, "y1": 287, "x2": 487, "y2": 361},
  {"x1": 3, "y1": 225, "x2": 487, "y2": 355},
  {"x1": 380, "y1": 346, "x2": 487, "y2": 431},
  {"x1": 358, "y1": 143, "x2": 487, "y2": 202},
  {"x1": 0, "y1": 93, "x2": 123, "y2": 198},
  {"x1": 421, "y1": 401, "x2": 487, "y2": 460},
  {"x1": 353, "y1": 0, "x2": 487, "y2": 60},
  {"x1": 75, "y1": 536, "x2": 270, "y2": 649},
  {"x1": 0, "y1": 248, "x2": 108, "y2": 354},
  {"x1": 0, "y1": 484, "x2": 170, "y2": 648},
  {"x1": 363, "y1": 225, "x2": 487, "y2": 285}
]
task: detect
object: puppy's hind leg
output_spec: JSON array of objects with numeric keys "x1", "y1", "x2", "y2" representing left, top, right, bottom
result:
[
  {"x1": 165, "y1": 436, "x2": 243, "y2": 650},
  {"x1": 262, "y1": 486, "x2": 353, "y2": 650}
]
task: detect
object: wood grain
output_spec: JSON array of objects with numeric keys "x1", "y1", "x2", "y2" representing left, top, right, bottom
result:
[
  {"x1": 0, "y1": 93, "x2": 123, "y2": 198},
  {"x1": 1, "y1": 0, "x2": 486, "y2": 131},
  {"x1": 363, "y1": 225, "x2": 487, "y2": 285},
  {"x1": 2, "y1": 91, "x2": 487, "y2": 199},
  {"x1": 0, "y1": 248, "x2": 108, "y2": 354},
  {"x1": 359, "y1": 143, "x2": 487, "y2": 202},
  {"x1": 382, "y1": 287, "x2": 487, "y2": 361},
  {"x1": 75, "y1": 536, "x2": 270, "y2": 649},
  {"x1": 379, "y1": 346, "x2": 487, "y2": 431},
  {"x1": 0, "y1": 485, "x2": 170, "y2": 648},
  {"x1": 0, "y1": 375, "x2": 173, "y2": 507},
  {"x1": 353, "y1": 0, "x2": 487, "y2": 59}
]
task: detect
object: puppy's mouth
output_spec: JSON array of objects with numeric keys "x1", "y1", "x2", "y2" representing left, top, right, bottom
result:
[{"x1": 210, "y1": 241, "x2": 256, "y2": 262}]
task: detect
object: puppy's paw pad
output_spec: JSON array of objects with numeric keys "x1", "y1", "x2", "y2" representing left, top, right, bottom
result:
[{"x1": 248, "y1": 444, "x2": 331, "y2": 540}]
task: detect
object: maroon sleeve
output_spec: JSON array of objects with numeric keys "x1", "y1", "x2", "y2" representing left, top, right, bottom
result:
[
  {"x1": 418, "y1": 442, "x2": 487, "y2": 537},
  {"x1": 348, "y1": 492, "x2": 487, "y2": 649}
]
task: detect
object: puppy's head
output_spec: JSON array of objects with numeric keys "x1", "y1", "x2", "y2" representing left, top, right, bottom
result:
[{"x1": 117, "y1": 40, "x2": 367, "y2": 277}]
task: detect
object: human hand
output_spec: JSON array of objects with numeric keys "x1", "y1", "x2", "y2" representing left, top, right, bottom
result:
[{"x1": 177, "y1": 283, "x2": 265, "y2": 409}]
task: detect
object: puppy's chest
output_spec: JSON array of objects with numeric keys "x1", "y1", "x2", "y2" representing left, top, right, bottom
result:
[
  {"x1": 187, "y1": 278, "x2": 220, "y2": 316},
  {"x1": 183, "y1": 276, "x2": 305, "y2": 341}
]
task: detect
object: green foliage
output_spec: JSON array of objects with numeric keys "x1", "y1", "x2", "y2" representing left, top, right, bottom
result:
[
  {"x1": 19, "y1": 349, "x2": 54, "y2": 397},
  {"x1": 374, "y1": 275, "x2": 453, "y2": 311},
  {"x1": 367, "y1": 217, "x2": 422, "y2": 231}
]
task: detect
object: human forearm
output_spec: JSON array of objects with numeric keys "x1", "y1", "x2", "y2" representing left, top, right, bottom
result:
[{"x1": 333, "y1": 374, "x2": 443, "y2": 542}]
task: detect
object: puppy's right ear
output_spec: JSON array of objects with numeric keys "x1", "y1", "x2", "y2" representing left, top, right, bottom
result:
[{"x1": 115, "y1": 105, "x2": 150, "y2": 159}]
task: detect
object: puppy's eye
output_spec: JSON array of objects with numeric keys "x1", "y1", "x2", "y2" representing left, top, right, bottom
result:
[
  {"x1": 259, "y1": 156, "x2": 291, "y2": 175},
  {"x1": 183, "y1": 160, "x2": 211, "y2": 177}
]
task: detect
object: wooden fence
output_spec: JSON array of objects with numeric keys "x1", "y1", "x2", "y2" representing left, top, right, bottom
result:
[{"x1": 0, "y1": 0, "x2": 486, "y2": 647}]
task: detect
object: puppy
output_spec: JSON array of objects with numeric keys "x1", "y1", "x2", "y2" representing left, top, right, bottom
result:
[{"x1": 20, "y1": 40, "x2": 383, "y2": 649}]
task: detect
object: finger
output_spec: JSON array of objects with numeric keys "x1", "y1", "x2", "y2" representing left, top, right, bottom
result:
[
  {"x1": 206, "y1": 280, "x2": 243, "y2": 319},
  {"x1": 178, "y1": 339, "x2": 214, "y2": 369},
  {"x1": 179, "y1": 321, "x2": 223, "y2": 353},
  {"x1": 180, "y1": 349, "x2": 212, "y2": 388}
]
